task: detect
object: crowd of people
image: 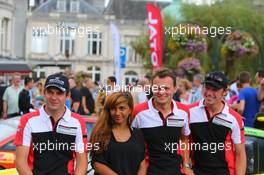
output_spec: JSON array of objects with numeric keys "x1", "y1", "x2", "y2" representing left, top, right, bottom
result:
[
  {"x1": 0, "y1": 73, "x2": 111, "y2": 119},
  {"x1": 1, "y1": 68, "x2": 263, "y2": 174},
  {"x1": 2, "y1": 69, "x2": 263, "y2": 129}
]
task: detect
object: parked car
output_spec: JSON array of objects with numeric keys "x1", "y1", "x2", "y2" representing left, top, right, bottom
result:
[
  {"x1": 0, "y1": 117, "x2": 19, "y2": 170},
  {"x1": 244, "y1": 127, "x2": 264, "y2": 174}
]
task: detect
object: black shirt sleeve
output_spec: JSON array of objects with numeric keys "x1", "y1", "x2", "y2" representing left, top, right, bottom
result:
[
  {"x1": 80, "y1": 87, "x2": 88, "y2": 97},
  {"x1": 80, "y1": 87, "x2": 95, "y2": 114},
  {"x1": 18, "y1": 89, "x2": 33, "y2": 114},
  {"x1": 71, "y1": 88, "x2": 81, "y2": 103}
]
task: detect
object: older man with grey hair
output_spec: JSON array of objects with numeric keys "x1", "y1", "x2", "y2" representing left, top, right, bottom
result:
[
  {"x1": 189, "y1": 74, "x2": 204, "y2": 104},
  {"x1": 132, "y1": 77, "x2": 151, "y2": 105}
]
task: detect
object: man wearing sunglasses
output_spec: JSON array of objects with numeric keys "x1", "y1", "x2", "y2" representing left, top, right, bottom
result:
[{"x1": 188, "y1": 71, "x2": 246, "y2": 175}]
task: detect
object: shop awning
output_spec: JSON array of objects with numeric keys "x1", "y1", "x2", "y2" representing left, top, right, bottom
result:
[{"x1": 0, "y1": 63, "x2": 32, "y2": 74}]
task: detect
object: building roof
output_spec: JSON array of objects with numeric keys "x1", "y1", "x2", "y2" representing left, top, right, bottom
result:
[
  {"x1": 103, "y1": 0, "x2": 170, "y2": 20},
  {"x1": 33, "y1": 0, "x2": 101, "y2": 17}
]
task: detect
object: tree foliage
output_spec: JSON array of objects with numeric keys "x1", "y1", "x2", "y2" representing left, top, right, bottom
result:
[{"x1": 132, "y1": 0, "x2": 264, "y2": 79}]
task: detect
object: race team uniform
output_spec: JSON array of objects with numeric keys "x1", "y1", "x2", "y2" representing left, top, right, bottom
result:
[
  {"x1": 14, "y1": 106, "x2": 87, "y2": 175},
  {"x1": 132, "y1": 98, "x2": 190, "y2": 175},
  {"x1": 189, "y1": 99, "x2": 245, "y2": 175}
]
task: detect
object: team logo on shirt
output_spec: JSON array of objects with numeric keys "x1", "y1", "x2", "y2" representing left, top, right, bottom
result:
[
  {"x1": 212, "y1": 116, "x2": 232, "y2": 129},
  {"x1": 167, "y1": 116, "x2": 185, "y2": 127},
  {"x1": 57, "y1": 125, "x2": 77, "y2": 136}
]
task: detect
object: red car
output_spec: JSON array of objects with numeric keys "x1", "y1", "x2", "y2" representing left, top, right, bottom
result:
[{"x1": 0, "y1": 117, "x2": 20, "y2": 170}]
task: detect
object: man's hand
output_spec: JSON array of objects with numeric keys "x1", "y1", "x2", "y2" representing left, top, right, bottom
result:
[
  {"x1": 234, "y1": 143, "x2": 246, "y2": 175},
  {"x1": 75, "y1": 152, "x2": 88, "y2": 175},
  {"x1": 2, "y1": 112, "x2": 7, "y2": 119},
  {"x1": 183, "y1": 167, "x2": 195, "y2": 175},
  {"x1": 91, "y1": 113, "x2": 96, "y2": 116},
  {"x1": 84, "y1": 108, "x2": 89, "y2": 114},
  {"x1": 16, "y1": 146, "x2": 33, "y2": 175}
]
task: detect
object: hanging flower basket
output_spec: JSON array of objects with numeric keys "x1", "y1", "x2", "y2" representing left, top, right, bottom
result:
[
  {"x1": 172, "y1": 24, "x2": 207, "y2": 53},
  {"x1": 177, "y1": 57, "x2": 201, "y2": 80},
  {"x1": 221, "y1": 30, "x2": 259, "y2": 60}
]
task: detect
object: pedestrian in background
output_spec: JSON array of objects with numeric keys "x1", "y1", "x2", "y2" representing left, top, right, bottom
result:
[
  {"x1": 69, "y1": 77, "x2": 81, "y2": 113},
  {"x1": 80, "y1": 76, "x2": 95, "y2": 115},
  {"x1": 189, "y1": 74, "x2": 203, "y2": 104},
  {"x1": 178, "y1": 78, "x2": 192, "y2": 104},
  {"x1": 237, "y1": 71, "x2": 260, "y2": 127},
  {"x1": 2, "y1": 72, "x2": 23, "y2": 119},
  {"x1": 18, "y1": 77, "x2": 34, "y2": 115}
]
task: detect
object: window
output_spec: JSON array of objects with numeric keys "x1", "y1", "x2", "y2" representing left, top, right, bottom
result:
[
  {"x1": 31, "y1": 28, "x2": 48, "y2": 53},
  {"x1": 124, "y1": 71, "x2": 138, "y2": 85},
  {"x1": 57, "y1": 0, "x2": 66, "y2": 12},
  {"x1": 0, "y1": 18, "x2": 9, "y2": 51},
  {"x1": 60, "y1": 30, "x2": 75, "y2": 57},
  {"x1": 127, "y1": 46, "x2": 138, "y2": 63},
  {"x1": 87, "y1": 66, "x2": 101, "y2": 82},
  {"x1": 87, "y1": 32, "x2": 102, "y2": 55},
  {"x1": 123, "y1": 35, "x2": 138, "y2": 63},
  {"x1": 33, "y1": 66, "x2": 46, "y2": 79},
  {"x1": 70, "y1": 0, "x2": 79, "y2": 12}
]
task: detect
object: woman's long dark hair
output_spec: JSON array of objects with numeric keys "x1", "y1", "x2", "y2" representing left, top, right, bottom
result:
[{"x1": 90, "y1": 91, "x2": 134, "y2": 153}]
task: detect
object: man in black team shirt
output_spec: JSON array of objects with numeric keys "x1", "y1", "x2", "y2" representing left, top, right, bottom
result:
[
  {"x1": 132, "y1": 69, "x2": 194, "y2": 175},
  {"x1": 189, "y1": 71, "x2": 246, "y2": 175},
  {"x1": 15, "y1": 73, "x2": 88, "y2": 175}
]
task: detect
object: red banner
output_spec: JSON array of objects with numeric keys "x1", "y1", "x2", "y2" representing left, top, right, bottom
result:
[{"x1": 146, "y1": 3, "x2": 163, "y2": 70}]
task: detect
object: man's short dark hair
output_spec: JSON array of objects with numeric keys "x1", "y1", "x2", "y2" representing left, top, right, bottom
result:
[
  {"x1": 108, "y1": 76, "x2": 116, "y2": 83},
  {"x1": 239, "y1": 71, "x2": 251, "y2": 84},
  {"x1": 152, "y1": 69, "x2": 176, "y2": 87},
  {"x1": 24, "y1": 77, "x2": 33, "y2": 86},
  {"x1": 257, "y1": 68, "x2": 264, "y2": 78}
]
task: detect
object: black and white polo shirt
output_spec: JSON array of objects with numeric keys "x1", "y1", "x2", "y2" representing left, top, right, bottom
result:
[
  {"x1": 14, "y1": 106, "x2": 87, "y2": 175},
  {"x1": 189, "y1": 100, "x2": 245, "y2": 175},
  {"x1": 132, "y1": 98, "x2": 190, "y2": 175}
]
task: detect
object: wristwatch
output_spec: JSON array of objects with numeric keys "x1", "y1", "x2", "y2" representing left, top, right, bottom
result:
[{"x1": 183, "y1": 163, "x2": 192, "y2": 169}]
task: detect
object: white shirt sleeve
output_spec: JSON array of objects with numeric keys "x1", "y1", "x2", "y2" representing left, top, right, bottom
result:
[
  {"x1": 182, "y1": 114, "x2": 191, "y2": 136},
  {"x1": 22, "y1": 122, "x2": 32, "y2": 147},
  {"x1": 231, "y1": 118, "x2": 243, "y2": 144},
  {"x1": 131, "y1": 115, "x2": 139, "y2": 129},
  {"x1": 75, "y1": 123, "x2": 85, "y2": 153}
]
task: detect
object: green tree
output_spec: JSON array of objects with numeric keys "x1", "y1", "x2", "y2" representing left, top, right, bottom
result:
[
  {"x1": 182, "y1": 0, "x2": 264, "y2": 79},
  {"x1": 132, "y1": 0, "x2": 264, "y2": 79}
]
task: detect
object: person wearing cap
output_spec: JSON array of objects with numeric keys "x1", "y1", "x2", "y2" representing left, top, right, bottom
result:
[
  {"x1": 15, "y1": 73, "x2": 88, "y2": 175},
  {"x1": 188, "y1": 71, "x2": 246, "y2": 175}
]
